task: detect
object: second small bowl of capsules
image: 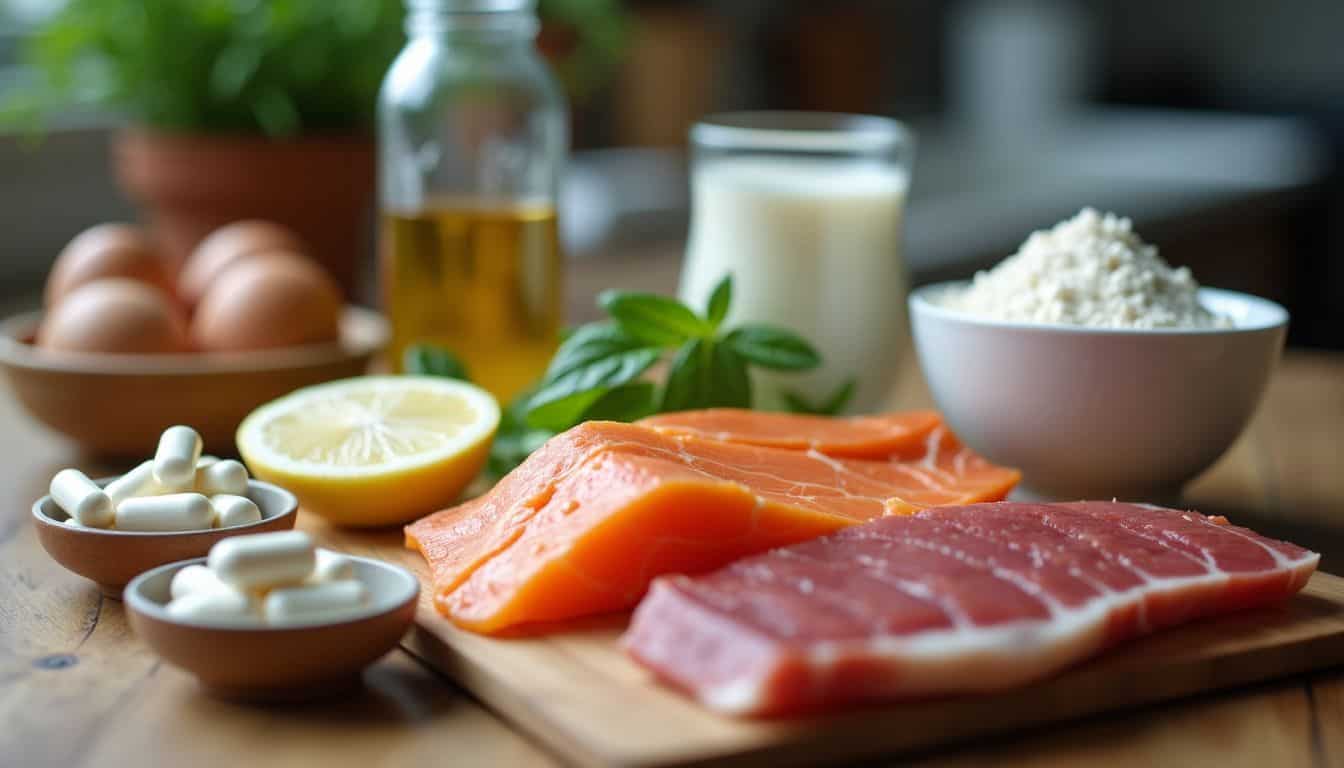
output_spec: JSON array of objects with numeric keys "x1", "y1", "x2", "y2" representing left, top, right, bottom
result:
[
  {"x1": 32, "y1": 478, "x2": 298, "y2": 596},
  {"x1": 124, "y1": 550, "x2": 419, "y2": 701}
]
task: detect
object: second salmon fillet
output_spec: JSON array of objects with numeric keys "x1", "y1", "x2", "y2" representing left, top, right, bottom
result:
[{"x1": 406, "y1": 412, "x2": 1020, "y2": 634}]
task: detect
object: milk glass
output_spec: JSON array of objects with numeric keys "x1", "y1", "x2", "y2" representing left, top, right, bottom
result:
[{"x1": 679, "y1": 112, "x2": 915, "y2": 413}]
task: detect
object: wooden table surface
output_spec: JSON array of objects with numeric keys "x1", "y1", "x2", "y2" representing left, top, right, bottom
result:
[{"x1": 3, "y1": 332, "x2": 1342, "y2": 766}]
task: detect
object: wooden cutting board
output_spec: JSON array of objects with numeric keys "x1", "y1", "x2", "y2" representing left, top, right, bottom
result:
[{"x1": 306, "y1": 519, "x2": 1344, "y2": 768}]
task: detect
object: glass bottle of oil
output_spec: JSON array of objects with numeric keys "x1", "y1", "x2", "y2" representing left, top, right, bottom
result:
[{"x1": 378, "y1": 0, "x2": 567, "y2": 401}]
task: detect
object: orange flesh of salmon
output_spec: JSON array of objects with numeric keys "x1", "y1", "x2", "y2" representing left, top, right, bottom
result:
[
  {"x1": 406, "y1": 415, "x2": 1021, "y2": 635},
  {"x1": 638, "y1": 409, "x2": 942, "y2": 458}
]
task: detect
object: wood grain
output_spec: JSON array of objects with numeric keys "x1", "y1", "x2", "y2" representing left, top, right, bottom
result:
[
  {"x1": 914, "y1": 678, "x2": 1321, "y2": 768},
  {"x1": 305, "y1": 344, "x2": 1344, "y2": 763},
  {"x1": 1259, "y1": 351, "x2": 1344, "y2": 768},
  {"x1": 312, "y1": 503, "x2": 1344, "y2": 768},
  {"x1": 4, "y1": 339, "x2": 1343, "y2": 768},
  {"x1": 0, "y1": 392, "x2": 555, "y2": 768}
]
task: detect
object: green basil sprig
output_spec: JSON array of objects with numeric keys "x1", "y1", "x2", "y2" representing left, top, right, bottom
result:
[
  {"x1": 411, "y1": 275, "x2": 851, "y2": 477},
  {"x1": 403, "y1": 343, "x2": 470, "y2": 381},
  {"x1": 783, "y1": 378, "x2": 857, "y2": 416},
  {"x1": 486, "y1": 390, "x2": 555, "y2": 479},
  {"x1": 522, "y1": 275, "x2": 821, "y2": 433},
  {"x1": 600, "y1": 292, "x2": 711, "y2": 345}
]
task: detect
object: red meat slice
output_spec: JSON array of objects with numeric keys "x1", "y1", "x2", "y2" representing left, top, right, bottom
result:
[{"x1": 622, "y1": 501, "x2": 1318, "y2": 717}]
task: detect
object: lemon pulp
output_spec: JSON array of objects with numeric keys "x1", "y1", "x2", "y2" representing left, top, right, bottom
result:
[{"x1": 237, "y1": 376, "x2": 500, "y2": 527}]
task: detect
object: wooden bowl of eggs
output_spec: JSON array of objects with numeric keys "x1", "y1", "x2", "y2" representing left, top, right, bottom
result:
[{"x1": 0, "y1": 221, "x2": 388, "y2": 456}]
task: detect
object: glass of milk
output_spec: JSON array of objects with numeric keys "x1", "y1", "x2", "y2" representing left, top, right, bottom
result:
[{"x1": 679, "y1": 112, "x2": 915, "y2": 413}]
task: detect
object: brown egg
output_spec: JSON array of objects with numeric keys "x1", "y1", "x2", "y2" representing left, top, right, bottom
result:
[
  {"x1": 38, "y1": 279, "x2": 190, "y2": 355},
  {"x1": 46, "y1": 223, "x2": 173, "y2": 307},
  {"x1": 179, "y1": 220, "x2": 307, "y2": 309},
  {"x1": 191, "y1": 253, "x2": 342, "y2": 352}
]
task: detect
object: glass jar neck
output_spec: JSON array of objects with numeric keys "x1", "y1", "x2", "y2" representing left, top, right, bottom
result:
[{"x1": 406, "y1": 2, "x2": 539, "y2": 41}]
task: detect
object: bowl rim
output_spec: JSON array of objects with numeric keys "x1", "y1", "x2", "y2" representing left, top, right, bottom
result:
[
  {"x1": 909, "y1": 282, "x2": 1289, "y2": 336},
  {"x1": 123, "y1": 554, "x2": 420, "y2": 632},
  {"x1": 32, "y1": 477, "x2": 298, "y2": 538},
  {"x1": 0, "y1": 305, "x2": 387, "y2": 375}
]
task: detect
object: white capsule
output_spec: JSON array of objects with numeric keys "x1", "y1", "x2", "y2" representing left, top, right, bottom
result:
[
  {"x1": 264, "y1": 579, "x2": 368, "y2": 626},
  {"x1": 170, "y1": 564, "x2": 230, "y2": 599},
  {"x1": 115, "y1": 493, "x2": 214, "y2": 532},
  {"x1": 157, "y1": 478, "x2": 191, "y2": 494},
  {"x1": 153, "y1": 425, "x2": 202, "y2": 489},
  {"x1": 195, "y1": 459, "x2": 248, "y2": 496},
  {"x1": 49, "y1": 468, "x2": 114, "y2": 528},
  {"x1": 166, "y1": 589, "x2": 260, "y2": 626},
  {"x1": 208, "y1": 531, "x2": 315, "y2": 590},
  {"x1": 105, "y1": 460, "x2": 159, "y2": 505},
  {"x1": 197, "y1": 455, "x2": 220, "y2": 469},
  {"x1": 308, "y1": 549, "x2": 356, "y2": 583},
  {"x1": 211, "y1": 494, "x2": 262, "y2": 528}
]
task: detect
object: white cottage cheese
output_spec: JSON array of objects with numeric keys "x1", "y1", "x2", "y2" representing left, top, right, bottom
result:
[{"x1": 942, "y1": 208, "x2": 1232, "y2": 329}]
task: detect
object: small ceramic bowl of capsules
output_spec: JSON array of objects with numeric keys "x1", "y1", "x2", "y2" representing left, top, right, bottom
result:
[
  {"x1": 124, "y1": 530, "x2": 419, "y2": 701},
  {"x1": 32, "y1": 424, "x2": 297, "y2": 595}
]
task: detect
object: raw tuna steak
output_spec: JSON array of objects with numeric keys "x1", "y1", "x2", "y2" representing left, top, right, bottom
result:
[{"x1": 623, "y1": 501, "x2": 1318, "y2": 716}]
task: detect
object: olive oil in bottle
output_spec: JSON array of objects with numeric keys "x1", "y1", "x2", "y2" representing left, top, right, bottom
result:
[
  {"x1": 381, "y1": 202, "x2": 561, "y2": 400},
  {"x1": 378, "y1": 0, "x2": 568, "y2": 403}
]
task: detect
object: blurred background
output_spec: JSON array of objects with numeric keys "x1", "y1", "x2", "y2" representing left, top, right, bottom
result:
[{"x1": 2, "y1": 0, "x2": 1341, "y2": 347}]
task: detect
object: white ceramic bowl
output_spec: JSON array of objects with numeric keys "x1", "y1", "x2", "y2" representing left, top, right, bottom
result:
[{"x1": 909, "y1": 284, "x2": 1288, "y2": 500}]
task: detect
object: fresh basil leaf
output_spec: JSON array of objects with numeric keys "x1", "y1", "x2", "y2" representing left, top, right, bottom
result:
[
  {"x1": 709, "y1": 342, "x2": 752, "y2": 408},
  {"x1": 524, "y1": 390, "x2": 608, "y2": 434},
  {"x1": 705, "y1": 275, "x2": 732, "y2": 329},
  {"x1": 581, "y1": 381, "x2": 658, "y2": 423},
  {"x1": 487, "y1": 390, "x2": 553, "y2": 477},
  {"x1": 403, "y1": 344, "x2": 470, "y2": 381},
  {"x1": 661, "y1": 338, "x2": 712, "y2": 412},
  {"x1": 722, "y1": 325, "x2": 822, "y2": 371},
  {"x1": 542, "y1": 323, "x2": 648, "y2": 384},
  {"x1": 781, "y1": 390, "x2": 816, "y2": 414},
  {"x1": 599, "y1": 291, "x2": 710, "y2": 346},
  {"x1": 783, "y1": 378, "x2": 856, "y2": 416},
  {"x1": 488, "y1": 425, "x2": 553, "y2": 478},
  {"x1": 822, "y1": 377, "x2": 857, "y2": 414},
  {"x1": 503, "y1": 386, "x2": 538, "y2": 423},
  {"x1": 525, "y1": 347, "x2": 661, "y2": 431}
]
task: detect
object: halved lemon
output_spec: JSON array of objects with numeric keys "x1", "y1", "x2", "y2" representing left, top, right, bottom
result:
[{"x1": 237, "y1": 376, "x2": 500, "y2": 527}]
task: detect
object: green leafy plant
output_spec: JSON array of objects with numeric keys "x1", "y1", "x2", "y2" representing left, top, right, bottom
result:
[
  {"x1": 535, "y1": 0, "x2": 628, "y2": 102},
  {"x1": 782, "y1": 379, "x2": 857, "y2": 416},
  {"x1": 522, "y1": 275, "x2": 822, "y2": 433},
  {"x1": 5, "y1": 0, "x2": 627, "y2": 136},
  {"x1": 403, "y1": 343, "x2": 470, "y2": 381},
  {"x1": 6, "y1": 0, "x2": 405, "y2": 136},
  {"x1": 408, "y1": 276, "x2": 847, "y2": 477},
  {"x1": 487, "y1": 394, "x2": 555, "y2": 478}
]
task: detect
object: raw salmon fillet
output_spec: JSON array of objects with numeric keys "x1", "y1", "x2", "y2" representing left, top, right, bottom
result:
[
  {"x1": 639, "y1": 409, "x2": 942, "y2": 458},
  {"x1": 405, "y1": 413, "x2": 1020, "y2": 634},
  {"x1": 623, "y1": 501, "x2": 1319, "y2": 717}
]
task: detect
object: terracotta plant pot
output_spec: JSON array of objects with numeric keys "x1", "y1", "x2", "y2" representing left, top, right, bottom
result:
[{"x1": 113, "y1": 129, "x2": 374, "y2": 298}]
